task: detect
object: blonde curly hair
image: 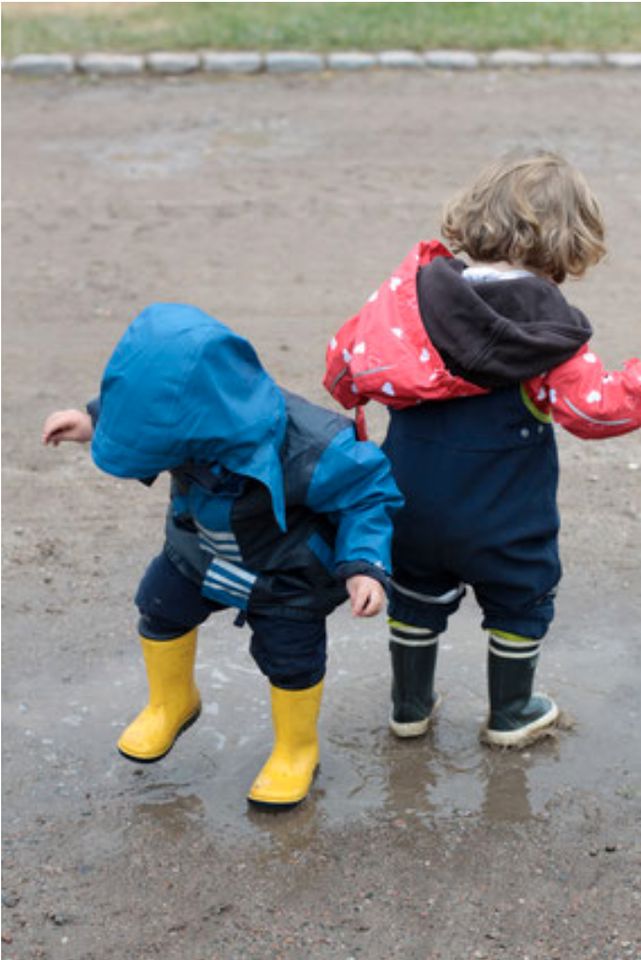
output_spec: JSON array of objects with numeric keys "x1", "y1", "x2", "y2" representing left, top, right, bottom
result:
[{"x1": 441, "y1": 151, "x2": 606, "y2": 283}]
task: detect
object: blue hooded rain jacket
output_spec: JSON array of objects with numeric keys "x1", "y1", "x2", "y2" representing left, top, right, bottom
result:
[{"x1": 90, "y1": 304, "x2": 403, "y2": 620}]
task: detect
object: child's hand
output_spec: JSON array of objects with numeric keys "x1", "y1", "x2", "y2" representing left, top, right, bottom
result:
[
  {"x1": 42, "y1": 409, "x2": 93, "y2": 446},
  {"x1": 346, "y1": 575, "x2": 386, "y2": 617}
]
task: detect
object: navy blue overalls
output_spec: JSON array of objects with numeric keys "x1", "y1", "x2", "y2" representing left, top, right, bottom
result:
[{"x1": 383, "y1": 384, "x2": 561, "y2": 640}]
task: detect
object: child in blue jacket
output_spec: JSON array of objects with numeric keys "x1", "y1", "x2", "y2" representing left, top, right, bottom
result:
[{"x1": 43, "y1": 304, "x2": 402, "y2": 808}]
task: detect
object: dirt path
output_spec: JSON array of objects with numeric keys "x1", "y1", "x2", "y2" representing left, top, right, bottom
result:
[{"x1": 2, "y1": 69, "x2": 640, "y2": 960}]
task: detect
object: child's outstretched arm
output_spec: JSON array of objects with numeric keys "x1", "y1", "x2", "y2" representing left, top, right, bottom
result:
[
  {"x1": 42, "y1": 409, "x2": 93, "y2": 446},
  {"x1": 525, "y1": 345, "x2": 641, "y2": 440}
]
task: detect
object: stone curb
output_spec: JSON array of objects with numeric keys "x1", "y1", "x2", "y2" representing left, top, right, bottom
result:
[{"x1": 5, "y1": 49, "x2": 641, "y2": 77}]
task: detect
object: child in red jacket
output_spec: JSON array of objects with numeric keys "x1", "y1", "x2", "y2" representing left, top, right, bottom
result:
[{"x1": 325, "y1": 151, "x2": 641, "y2": 748}]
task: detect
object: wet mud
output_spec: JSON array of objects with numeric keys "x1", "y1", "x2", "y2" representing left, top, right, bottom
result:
[{"x1": 2, "y1": 69, "x2": 641, "y2": 959}]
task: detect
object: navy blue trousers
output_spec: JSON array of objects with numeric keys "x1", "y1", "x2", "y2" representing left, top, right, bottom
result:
[
  {"x1": 383, "y1": 388, "x2": 562, "y2": 640},
  {"x1": 134, "y1": 550, "x2": 326, "y2": 690}
]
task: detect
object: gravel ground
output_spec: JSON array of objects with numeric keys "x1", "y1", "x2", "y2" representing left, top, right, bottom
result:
[{"x1": 2, "y1": 68, "x2": 641, "y2": 960}]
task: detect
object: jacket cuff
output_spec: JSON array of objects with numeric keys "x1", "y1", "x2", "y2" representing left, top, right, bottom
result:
[
  {"x1": 86, "y1": 396, "x2": 101, "y2": 428},
  {"x1": 335, "y1": 561, "x2": 390, "y2": 591}
]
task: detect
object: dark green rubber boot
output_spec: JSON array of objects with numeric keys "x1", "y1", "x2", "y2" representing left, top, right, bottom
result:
[
  {"x1": 482, "y1": 633, "x2": 559, "y2": 748},
  {"x1": 389, "y1": 621, "x2": 440, "y2": 738}
]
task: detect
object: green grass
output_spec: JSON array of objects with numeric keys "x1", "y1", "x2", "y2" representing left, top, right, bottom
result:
[{"x1": 3, "y1": 2, "x2": 641, "y2": 58}]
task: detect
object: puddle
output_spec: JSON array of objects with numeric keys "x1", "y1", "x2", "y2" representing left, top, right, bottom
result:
[{"x1": 3, "y1": 580, "x2": 640, "y2": 849}]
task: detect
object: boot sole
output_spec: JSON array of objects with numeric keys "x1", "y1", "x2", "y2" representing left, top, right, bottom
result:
[
  {"x1": 117, "y1": 706, "x2": 202, "y2": 764},
  {"x1": 481, "y1": 702, "x2": 560, "y2": 749},
  {"x1": 389, "y1": 695, "x2": 442, "y2": 739},
  {"x1": 247, "y1": 765, "x2": 319, "y2": 810}
]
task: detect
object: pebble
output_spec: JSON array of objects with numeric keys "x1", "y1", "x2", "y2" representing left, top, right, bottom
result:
[{"x1": 48, "y1": 912, "x2": 69, "y2": 926}]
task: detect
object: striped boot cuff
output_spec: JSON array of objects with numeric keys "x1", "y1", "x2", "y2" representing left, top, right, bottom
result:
[
  {"x1": 389, "y1": 619, "x2": 439, "y2": 648},
  {"x1": 489, "y1": 630, "x2": 541, "y2": 660}
]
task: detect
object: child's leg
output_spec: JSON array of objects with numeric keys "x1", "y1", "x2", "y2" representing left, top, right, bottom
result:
[
  {"x1": 389, "y1": 621, "x2": 440, "y2": 737},
  {"x1": 481, "y1": 629, "x2": 559, "y2": 747},
  {"x1": 475, "y1": 575, "x2": 560, "y2": 748},
  {"x1": 387, "y1": 574, "x2": 465, "y2": 738},
  {"x1": 246, "y1": 614, "x2": 326, "y2": 807},
  {"x1": 118, "y1": 550, "x2": 220, "y2": 763}
]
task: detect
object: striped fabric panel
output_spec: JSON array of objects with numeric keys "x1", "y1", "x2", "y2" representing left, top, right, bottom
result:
[
  {"x1": 196, "y1": 521, "x2": 243, "y2": 561},
  {"x1": 202, "y1": 556, "x2": 257, "y2": 611}
]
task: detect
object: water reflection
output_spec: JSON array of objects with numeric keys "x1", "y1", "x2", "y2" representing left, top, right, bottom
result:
[
  {"x1": 131, "y1": 784, "x2": 205, "y2": 838},
  {"x1": 245, "y1": 787, "x2": 327, "y2": 858},
  {"x1": 479, "y1": 753, "x2": 533, "y2": 823}
]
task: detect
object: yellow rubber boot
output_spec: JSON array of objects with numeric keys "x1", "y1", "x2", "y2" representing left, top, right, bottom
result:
[
  {"x1": 248, "y1": 680, "x2": 323, "y2": 808},
  {"x1": 117, "y1": 630, "x2": 201, "y2": 763}
]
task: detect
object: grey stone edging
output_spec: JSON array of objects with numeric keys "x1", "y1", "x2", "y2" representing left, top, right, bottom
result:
[{"x1": 5, "y1": 48, "x2": 641, "y2": 77}]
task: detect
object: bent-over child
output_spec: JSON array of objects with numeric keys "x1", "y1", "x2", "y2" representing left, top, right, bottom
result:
[
  {"x1": 43, "y1": 304, "x2": 403, "y2": 807},
  {"x1": 325, "y1": 150, "x2": 641, "y2": 748}
]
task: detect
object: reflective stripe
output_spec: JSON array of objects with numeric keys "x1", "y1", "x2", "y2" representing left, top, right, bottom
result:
[
  {"x1": 210, "y1": 557, "x2": 256, "y2": 586},
  {"x1": 391, "y1": 580, "x2": 465, "y2": 605},
  {"x1": 353, "y1": 365, "x2": 395, "y2": 378},
  {"x1": 388, "y1": 619, "x2": 437, "y2": 635},
  {"x1": 489, "y1": 641, "x2": 540, "y2": 660},
  {"x1": 196, "y1": 522, "x2": 244, "y2": 561},
  {"x1": 389, "y1": 618, "x2": 439, "y2": 647},
  {"x1": 328, "y1": 366, "x2": 348, "y2": 391},
  {"x1": 563, "y1": 397, "x2": 632, "y2": 427},
  {"x1": 196, "y1": 525, "x2": 239, "y2": 545},
  {"x1": 390, "y1": 635, "x2": 439, "y2": 649},
  {"x1": 490, "y1": 630, "x2": 540, "y2": 650},
  {"x1": 520, "y1": 383, "x2": 552, "y2": 424},
  {"x1": 204, "y1": 573, "x2": 251, "y2": 598},
  {"x1": 199, "y1": 541, "x2": 243, "y2": 561}
]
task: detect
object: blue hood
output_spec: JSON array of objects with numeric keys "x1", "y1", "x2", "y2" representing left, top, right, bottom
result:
[{"x1": 91, "y1": 304, "x2": 287, "y2": 530}]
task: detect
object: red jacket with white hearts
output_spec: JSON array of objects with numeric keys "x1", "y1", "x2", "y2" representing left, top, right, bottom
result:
[{"x1": 324, "y1": 240, "x2": 641, "y2": 441}]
